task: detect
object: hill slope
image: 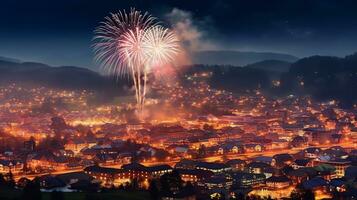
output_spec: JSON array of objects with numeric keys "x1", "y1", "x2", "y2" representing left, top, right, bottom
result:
[
  {"x1": 245, "y1": 60, "x2": 291, "y2": 73},
  {"x1": 0, "y1": 60, "x2": 129, "y2": 99},
  {"x1": 192, "y1": 50, "x2": 298, "y2": 66},
  {"x1": 279, "y1": 53, "x2": 357, "y2": 107}
]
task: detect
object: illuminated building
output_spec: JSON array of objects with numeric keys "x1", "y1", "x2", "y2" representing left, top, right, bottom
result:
[
  {"x1": 265, "y1": 176, "x2": 290, "y2": 189},
  {"x1": 315, "y1": 159, "x2": 351, "y2": 178},
  {"x1": 230, "y1": 172, "x2": 265, "y2": 188},
  {"x1": 84, "y1": 165, "x2": 125, "y2": 186},
  {"x1": 121, "y1": 163, "x2": 173, "y2": 179},
  {"x1": 64, "y1": 139, "x2": 91, "y2": 154},
  {"x1": 176, "y1": 169, "x2": 213, "y2": 183},
  {"x1": 0, "y1": 160, "x2": 23, "y2": 174},
  {"x1": 198, "y1": 175, "x2": 233, "y2": 191},
  {"x1": 225, "y1": 159, "x2": 246, "y2": 171},
  {"x1": 291, "y1": 159, "x2": 313, "y2": 169},
  {"x1": 195, "y1": 162, "x2": 231, "y2": 174},
  {"x1": 246, "y1": 162, "x2": 274, "y2": 178}
]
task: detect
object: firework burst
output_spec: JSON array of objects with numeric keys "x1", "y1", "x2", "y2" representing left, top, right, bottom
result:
[
  {"x1": 143, "y1": 26, "x2": 180, "y2": 67},
  {"x1": 93, "y1": 8, "x2": 156, "y2": 76},
  {"x1": 93, "y1": 8, "x2": 180, "y2": 116}
]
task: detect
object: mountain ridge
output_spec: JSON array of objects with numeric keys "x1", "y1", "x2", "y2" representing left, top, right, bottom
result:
[{"x1": 192, "y1": 50, "x2": 298, "y2": 66}]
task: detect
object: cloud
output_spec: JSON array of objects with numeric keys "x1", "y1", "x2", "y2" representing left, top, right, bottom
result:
[{"x1": 165, "y1": 8, "x2": 217, "y2": 52}]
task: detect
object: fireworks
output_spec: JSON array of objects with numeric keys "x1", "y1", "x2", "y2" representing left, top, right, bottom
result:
[
  {"x1": 143, "y1": 26, "x2": 180, "y2": 68},
  {"x1": 93, "y1": 8, "x2": 180, "y2": 115}
]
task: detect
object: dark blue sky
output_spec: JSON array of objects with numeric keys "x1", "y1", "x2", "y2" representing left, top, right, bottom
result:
[{"x1": 1, "y1": 0, "x2": 357, "y2": 68}]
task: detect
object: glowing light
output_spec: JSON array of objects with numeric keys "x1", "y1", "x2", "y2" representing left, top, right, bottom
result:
[{"x1": 94, "y1": 9, "x2": 180, "y2": 114}]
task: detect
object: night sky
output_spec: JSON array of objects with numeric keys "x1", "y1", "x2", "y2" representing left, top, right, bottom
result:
[{"x1": 1, "y1": 0, "x2": 357, "y2": 68}]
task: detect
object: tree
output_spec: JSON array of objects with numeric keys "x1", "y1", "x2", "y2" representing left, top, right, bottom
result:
[
  {"x1": 130, "y1": 178, "x2": 139, "y2": 190},
  {"x1": 236, "y1": 192, "x2": 245, "y2": 200},
  {"x1": 184, "y1": 181, "x2": 195, "y2": 194},
  {"x1": 148, "y1": 179, "x2": 159, "y2": 200},
  {"x1": 50, "y1": 191, "x2": 64, "y2": 200},
  {"x1": 198, "y1": 144, "x2": 206, "y2": 158},
  {"x1": 4, "y1": 171, "x2": 15, "y2": 188},
  {"x1": 0, "y1": 174, "x2": 6, "y2": 187},
  {"x1": 290, "y1": 188, "x2": 315, "y2": 200},
  {"x1": 290, "y1": 189, "x2": 302, "y2": 200},
  {"x1": 160, "y1": 170, "x2": 183, "y2": 194},
  {"x1": 22, "y1": 179, "x2": 42, "y2": 200},
  {"x1": 303, "y1": 189, "x2": 315, "y2": 200}
]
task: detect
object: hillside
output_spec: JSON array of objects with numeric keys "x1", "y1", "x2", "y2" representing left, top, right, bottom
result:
[
  {"x1": 279, "y1": 53, "x2": 357, "y2": 107},
  {"x1": 0, "y1": 60, "x2": 129, "y2": 101},
  {"x1": 192, "y1": 50, "x2": 298, "y2": 66},
  {"x1": 245, "y1": 60, "x2": 291, "y2": 73}
]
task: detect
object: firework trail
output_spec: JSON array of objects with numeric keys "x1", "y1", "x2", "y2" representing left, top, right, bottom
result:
[{"x1": 93, "y1": 8, "x2": 180, "y2": 116}]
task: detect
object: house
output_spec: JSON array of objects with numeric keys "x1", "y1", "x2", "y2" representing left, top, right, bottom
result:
[
  {"x1": 265, "y1": 176, "x2": 291, "y2": 189},
  {"x1": 215, "y1": 143, "x2": 244, "y2": 154},
  {"x1": 226, "y1": 159, "x2": 246, "y2": 171},
  {"x1": 195, "y1": 162, "x2": 231, "y2": 173},
  {"x1": 93, "y1": 153, "x2": 116, "y2": 164},
  {"x1": 84, "y1": 165, "x2": 124, "y2": 186},
  {"x1": 291, "y1": 159, "x2": 313, "y2": 169},
  {"x1": 0, "y1": 160, "x2": 23, "y2": 174},
  {"x1": 177, "y1": 169, "x2": 214, "y2": 183},
  {"x1": 147, "y1": 165, "x2": 173, "y2": 178},
  {"x1": 246, "y1": 162, "x2": 274, "y2": 178},
  {"x1": 302, "y1": 177, "x2": 329, "y2": 194},
  {"x1": 56, "y1": 172, "x2": 94, "y2": 185},
  {"x1": 287, "y1": 167, "x2": 317, "y2": 185},
  {"x1": 27, "y1": 151, "x2": 69, "y2": 171},
  {"x1": 35, "y1": 175, "x2": 66, "y2": 190},
  {"x1": 121, "y1": 163, "x2": 172, "y2": 179},
  {"x1": 230, "y1": 172, "x2": 266, "y2": 188},
  {"x1": 198, "y1": 175, "x2": 233, "y2": 191},
  {"x1": 304, "y1": 147, "x2": 322, "y2": 158},
  {"x1": 321, "y1": 147, "x2": 348, "y2": 160},
  {"x1": 314, "y1": 158, "x2": 351, "y2": 178},
  {"x1": 121, "y1": 163, "x2": 150, "y2": 179},
  {"x1": 175, "y1": 159, "x2": 199, "y2": 170},
  {"x1": 272, "y1": 153, "x2": 294, "y2": 168},
  {"x1": 64, "y1": 139, "x2": 89, "y2": 154},
  {"x1": 314, "y1": 163, "x2": 337, "y2": 180},
  {"x1": 244, "y1": 144, "x2": 263, "y2": 152}
]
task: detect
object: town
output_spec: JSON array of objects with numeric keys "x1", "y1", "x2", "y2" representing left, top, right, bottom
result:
[{"x1": 0, "y1": 79, "x2": 356, "y2": 200}]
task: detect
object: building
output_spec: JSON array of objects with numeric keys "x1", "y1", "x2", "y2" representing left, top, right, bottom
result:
[
  {"x1": 84, "y1": 165, "x2": 125, "y2": 186},
  {"x1": 226, "y1": 159, "x2": 246, "y2": 171},
  {"x1": 291, "y1": 159, "x2": 313, "y2": 169},
  {"x1": 121, "y1": 163, "x2": 173, "y2": 180},
  {"x1": 147, "y1": 164, "x2": 173, "y2": 178},
  {"x1": 265, "y1": 176, "x2": 290, "y2": 189},
  {"x1": 0, "y1": 160, "x2": 23, "y2": 174},
  {"x1": 195, "y1": 162, "x2": 231, "y2": 173},
  {"x1": 198, "y1": 175, "x2": 233, "y2": 191},
  {"x1": 246, "y1": 162, "x2": 274, "y2": 178},
  {"x1": 230, "y1": 172, "x2": 266, "y2": 188},
  {"x1": 315, "y1": 159, "x2": 351, "y2": 178},
  {"x1": 176, "y1": 169, "x2": 214, "y2": 183}
]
